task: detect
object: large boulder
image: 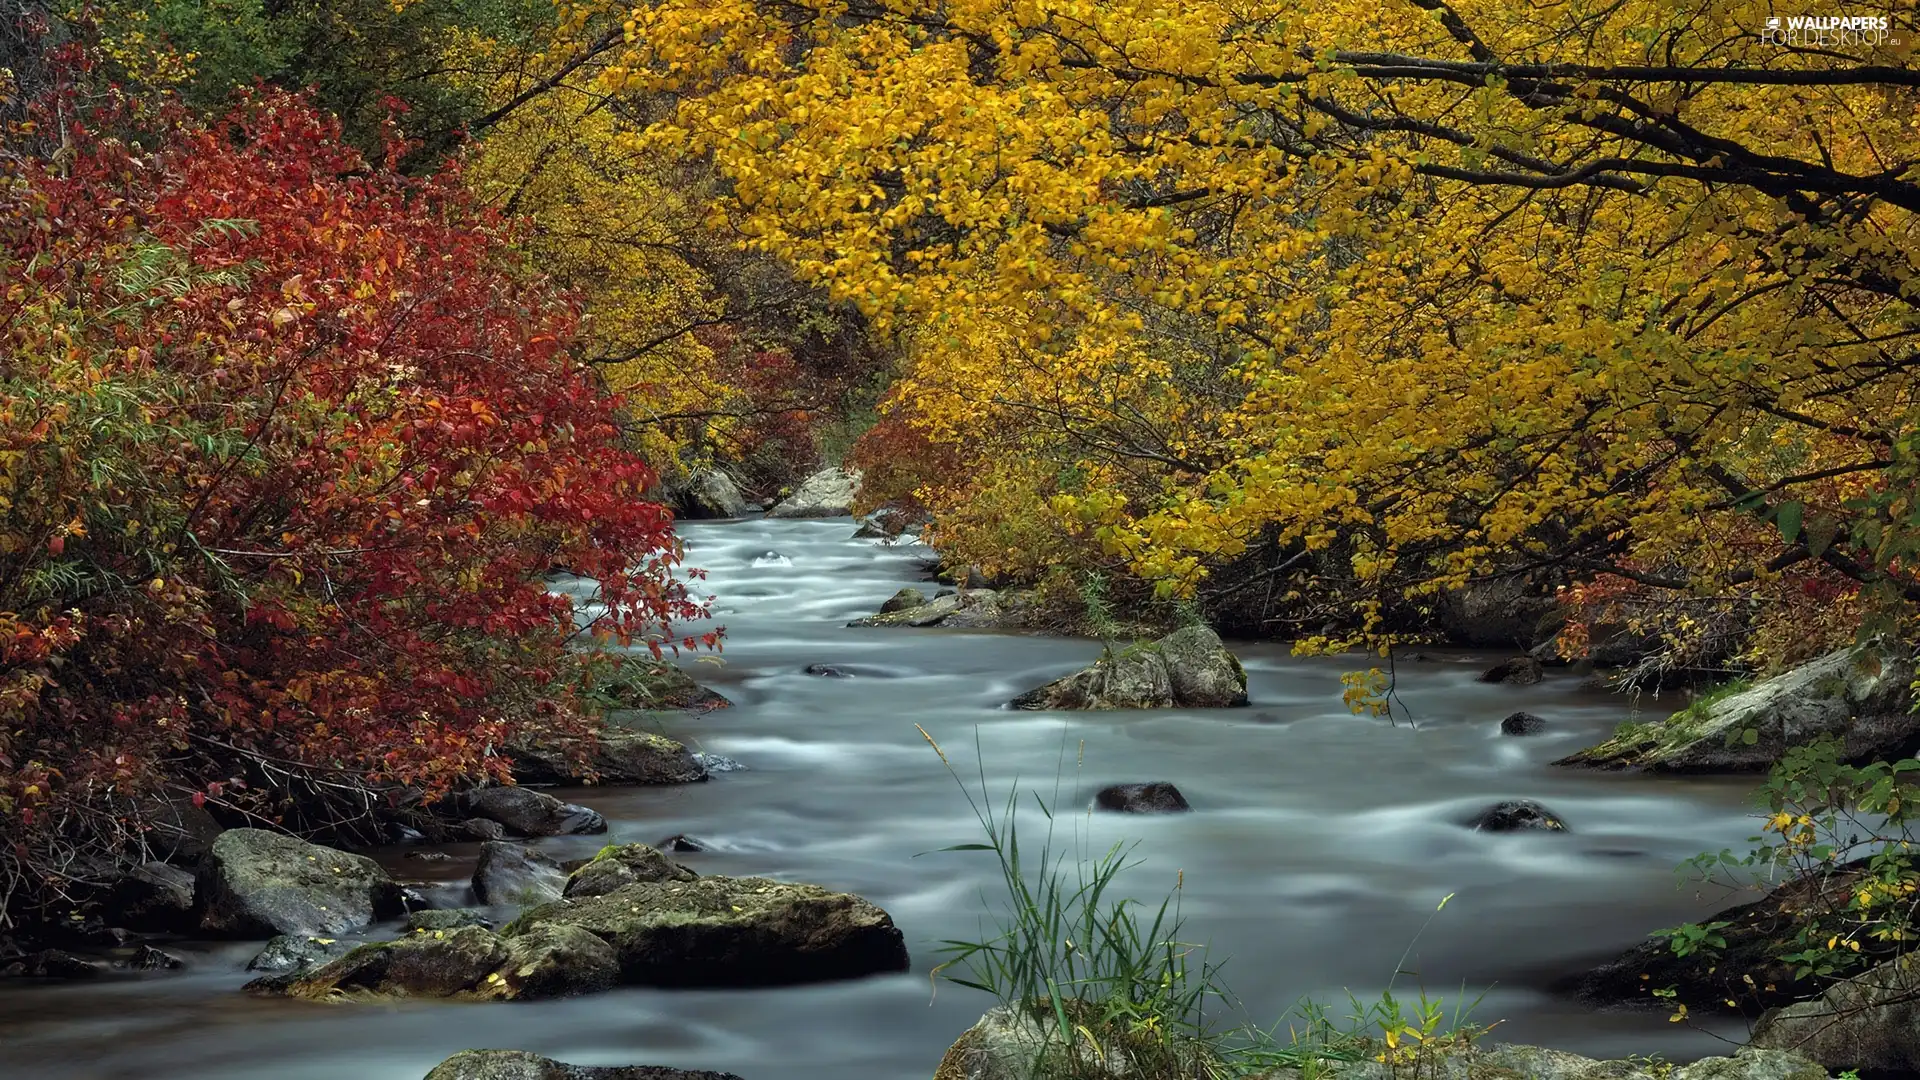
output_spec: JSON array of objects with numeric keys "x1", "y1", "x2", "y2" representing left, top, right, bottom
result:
[
  {"x1": 564, "y1": 844, "x2": 697, "y2": 899},
  {"x1": 507, "y1": 727, "x2": 707, "y2": 787},
  {"x1": 195, "y1": 829, "x2": 404, "y2": 938},
  {"x1": 675, "y1": 469, "x2": 751, "y2": 520},
  {"x1": 1752, "y1": 951, "x2": 1920, "y2": 1073},
  {"x1": 933, "y1": 1004, "x2": 1212, "y2": 1080},
  {"x1": 271, "y1": 923, "x2": 617, "y2": 1003},
  {"x1": 1011, "y1": 627, "x2": 1247, "y2": 710},
  {"x1": 1557, "y1": 640, "x2": 1916, "y2": 771},
  {"x1": 473, "y1": 842, "x2": 569, "y2": 907},
  {"x1": 1560, "y1": 862, "x2": 1878, "y2": 1015},
  {"x1": 1479, "y1": 656, "x2": 1544, "y2": 685},
  {"x1": 462, "y1": 787, "x2": 607, "y2": 838},
  {"x1": 504, "y1": 874, "x2": 909, "y2": 987},
  {"x1": 766, "y1": 467, "x2": 860, "y2": 518},
  {"x1": 424, "y1": 1051, "x2": 744, "y2": 1080}
]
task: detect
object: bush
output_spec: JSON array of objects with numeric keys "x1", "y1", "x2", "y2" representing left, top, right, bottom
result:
[{"x1": 0, "y1": 82, "x2": 705, "y2": 924}]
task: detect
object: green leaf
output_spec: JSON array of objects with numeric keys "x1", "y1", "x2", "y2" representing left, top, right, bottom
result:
[
  {"x1": 1806, "y1": 514, "x2": 1839, "y2": 557},
  {"x1": 1742, "y1": 728, "x2": 1760, "y2": 745},
  {"x1": 1774, "y1": 501, "x2": 1803, "y2": 545}
]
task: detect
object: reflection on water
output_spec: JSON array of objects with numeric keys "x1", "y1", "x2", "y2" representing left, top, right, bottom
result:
[{"x1": 0, "y1": 520, "x2": 1758, "y2": 1079}]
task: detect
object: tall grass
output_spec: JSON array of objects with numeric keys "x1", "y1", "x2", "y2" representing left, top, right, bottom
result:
[{"x1": 918, "y1": 724, "x2": 1491, "y2": 1080}]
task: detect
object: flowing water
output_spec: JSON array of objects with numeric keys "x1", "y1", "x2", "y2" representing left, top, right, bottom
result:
[{"x1": 1, "y1": 519, "x2": 1767, "y2": 1079}]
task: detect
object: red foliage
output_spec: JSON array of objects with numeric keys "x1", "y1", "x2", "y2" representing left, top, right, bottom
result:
[{"x1": 0, "y1": 87, "x2": 707, "y2": 901}]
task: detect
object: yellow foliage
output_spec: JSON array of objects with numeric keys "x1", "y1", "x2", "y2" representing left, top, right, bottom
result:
[{"x1": 559, "y1": 0, "x2": 1919, "y2": 652}]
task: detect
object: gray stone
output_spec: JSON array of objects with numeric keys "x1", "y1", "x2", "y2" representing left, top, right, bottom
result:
[
  {"x1": 564, "y1": 844, "x2": 697, "y2": 899},
  {"x1": 195, "y1": 829, "x2": 403, "y2": 938},
  {"x1": 766, "y1": 467, "x2": 860, "y2": 518},
  {"x1": 423, "y1": 1050, "x2": 745, "y2": 1080},
  {"x1": 1500, "y1": 711, "x2": 1547, "y2": 735},
  {"x1": 245, "y1": 934, "x2": 354, "y2": 976},
  {"x1": 463, "y1": 787, "x2": 607, "y2": 838},
  {"x1": 505, "y1": 874, "x2": 909, "y2": 987},
  {"x1": 878, "y1": 587, "x2": 926, "y2": 614},
  {"x1": 1011, "y1": 627, "x2": 1247, "y2": 710},
  {"x1": 407, "y1": 909, "x2": 494, "y2": 932},
  {"x1": 1558, "y1": 639, "x2": 1915, "y2": 771},
  {"x1": 270, "y1": 923, "x2": 617, "y2": 1003},
  {"x1": 1242, "y1": 1040, "x2": 1823, "y2": 1080},
  {"x1": 1480, "y1": 655, "x2": 1545, "y2": 685},
  {"x1": 676, "y1": 469, "x2": 751, "y2": 520},
  {"x1": 933, "y1": 1004, "x2": 1212, "y2": 1080},
  {"x1": 473, "y1": 842, "x2": 569, "y2": 907},
  {"x1": 1752, "y1": 951, "x2": 1920, "y2": 1073},
  {"x1": 507, "y1": 727, "x2": 707, "y2": 787},
  {"x1": 109, "y1": 861, "x2": 195, "y2": 931},
  {"x1": 1437, "y1": 577, "x2": 1562, "y2": 649}
]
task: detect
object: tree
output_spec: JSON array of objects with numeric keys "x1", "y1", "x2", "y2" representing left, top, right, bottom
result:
[
  {"x1": 0, "y1": 82, "x2": 705, "y2": 922},
  {"x1": 567, "y1": 0, "x2": 1918, "y2": 661}
]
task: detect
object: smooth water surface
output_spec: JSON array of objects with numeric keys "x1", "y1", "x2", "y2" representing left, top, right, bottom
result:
[{"x1": 0, "y1": 519, "x2": 1763, "y2": 1079}]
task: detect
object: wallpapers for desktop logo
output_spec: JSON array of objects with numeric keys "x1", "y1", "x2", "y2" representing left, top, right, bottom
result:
[{"x1": 1761, "y1": 13, "x2": 1895, "y2": 48}]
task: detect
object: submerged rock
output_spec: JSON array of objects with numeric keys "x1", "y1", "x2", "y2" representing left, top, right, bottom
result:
[
  {"x1": 408, "y1": 909, "x2": 494, "y2": 933},
  {"x1": 691, "y1": 753, "x2": 746, "y2": 774},
  {"x1": 473, "y1": 842, "x2": 569, "y2": 907},
  {"x1": 563, "y1": 844, "x2": 697, "y2": 899},
  {"x1": 196, "y1": 829, "x2": 404, "y2": 938},
  {"x1": 1500, "y1": 711, "x2": 1547, "y2": 735},
  {"x1": 1011, "y1": 626, "x2": 1248, "y2": 710},
  {"x1": 850, "y1": 587, "x2": 1034, "y2": 630},
  {"x1": 125, "y1": 944, "x2": 184, "y2": 971},
  {"x1": 424, "y1": 1050, "x2": 746, "y2": 1080},
  {"x1": 1466, "y1": 799, "x2": 1567, "y2": 832},
  {"x1": 1558, "y1": 640, "x2": 1916, "y2": 771},
  {"x1": 1093, "y1": 782, "x2": 1191, "y2": 814},
  {"x1": 766, "y1": 467, "x2": 860, "y2": 518},
  {"x1": 1, "y1": 949, "x2": 101, "y2": 980},
  {"x1": 803, "y1": 663, "x2": 851, "y2": 678},
  {"x1": 505, "y1": 874, "x2": 909, "y2": 987},
  {"x1": 462, "y1": 787, "x2": 607, "y2": 838},
  {"x1": 1479, "y1": 656, "x2": 1544, "y2": 685}
]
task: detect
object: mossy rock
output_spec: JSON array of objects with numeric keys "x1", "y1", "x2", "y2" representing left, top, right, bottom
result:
[
  {"x1": 564, "y1": 843, "x2": 697, "y2": 898},
  {"x1": 505, "y1": 874, "x2": 908, "y2": 987},
  {"x1": 1010, "y1": 625, "x2": 1247, "y2": 710}
]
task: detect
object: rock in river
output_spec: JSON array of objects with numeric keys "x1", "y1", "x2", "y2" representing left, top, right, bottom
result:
[
  {"x1": 1558, "y1": 639, "x2": 1916, "y2": 771},
  {"x1": 1093, "y1": 782, "x2": 1191, "y2": 814},
  {"x1": 246, "y1": 934, "x2": 356, "y2": 977},
  {"x1": 273, "y1": 923, "x2": 617, "y2": 1003},
  {"x1": 1478, "y1": 655, "x2": 1544, "y2": 685},
  {"x1": 563, "y1": 843, "x2": 696, "y2": 899},
  {"x1": 766, "y1": 466, "x2": 859, "y2": 518},
  {"x1": 1465, "y1": 799, "x2": 1567, "y2": 832},
  {"x1": 425, "y1": 1050, "x2": 745, "y2": 1080},
  {"x1": 473, "y1": 842, "x2": 569, "y2": 907},
  {"x1": 196, "y1": 829, "x2": 405, "y2": 938},
  {"x1": 1752, "y1": 951, "x2": 1920, "y2": 1073},
  {"x1": 109, "y1": 861, "x2": 196, "y2": 932},
  {"x1": 505, "y1": 874, "x2": 909, "y2": 987},
  {"x1": 462, "y1": 787, "x2": 607, "y2": 838},
  {"x1": 1011, "y1": 626, "x2": 1248, "y2": 710},
  {"x1": 507, "y1": 726, "x2": 707, "y2": 787},
  {"x1": 1500, "y1": 711, "x2": 1547, "y2": 735}
]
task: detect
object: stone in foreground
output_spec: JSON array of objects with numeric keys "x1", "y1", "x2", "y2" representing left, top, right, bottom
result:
[
  {"x1": 1751, "y1": 952, "x2": 1920, "y2": 1073},
  {"x1": 473, "y1": 842, "x2": 569, "y2": 907},
  {"x1": 505, "y1": 874, "x2": 909, "y2": 986},
  {"x1": 1557, "y1": 639, "x2": 1915, "y2": 771},
  {"x1": 196, "y1": 829, "x2": 404, "y2": 938},
  {"x1": 1011, "y1": 626, "x2": 1247, "y2": 710},
  {"x1": 424, "y1": 1050, "x2": 745, "y2": 1080}
]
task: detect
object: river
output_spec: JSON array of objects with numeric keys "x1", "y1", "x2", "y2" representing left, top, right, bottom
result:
[{"x1": 0, "y1": 518, "x2": 1762, "y2": 1078}]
